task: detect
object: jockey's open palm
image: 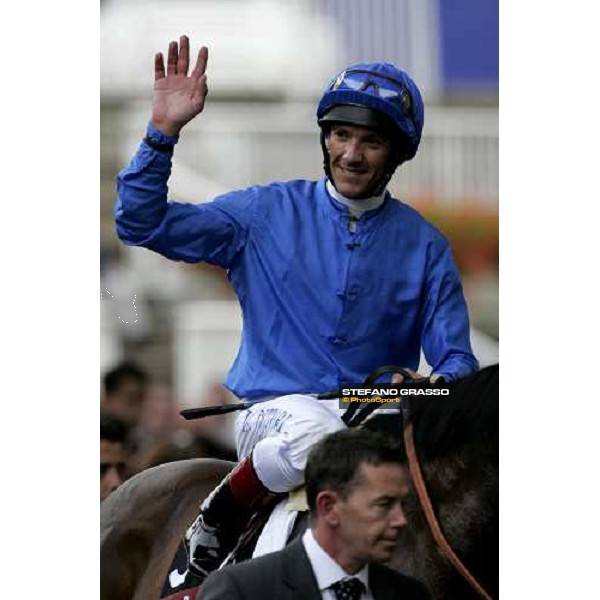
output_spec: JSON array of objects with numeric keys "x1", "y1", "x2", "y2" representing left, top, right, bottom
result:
[{"x1": 152, "y1": 35, "x2": 208, "y2": 136}]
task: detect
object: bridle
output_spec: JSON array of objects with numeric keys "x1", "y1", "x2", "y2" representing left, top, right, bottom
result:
[
  {"x1": 404, "y1": 420, "x2": 493, "y2": 600},
  {"x1": 340, "y1": 365, "x2": 494, "y2": 600}
]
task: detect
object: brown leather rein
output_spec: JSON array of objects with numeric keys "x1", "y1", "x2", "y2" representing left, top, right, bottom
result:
[{"x1": 403, "y1": 421, "x2": 493, "y2": 600}]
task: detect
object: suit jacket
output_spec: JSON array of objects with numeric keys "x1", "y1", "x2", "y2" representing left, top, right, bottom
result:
[{"x1": 195, "y1": 538, "x2": 430, "y2": 600}]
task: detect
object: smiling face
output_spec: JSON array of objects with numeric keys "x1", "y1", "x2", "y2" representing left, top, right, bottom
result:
[{"x1": 325, "y1": 123, "x2": 392, "y2": 199}]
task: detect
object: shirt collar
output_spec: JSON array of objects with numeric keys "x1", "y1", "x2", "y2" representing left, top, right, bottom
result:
[
  {"x1": 325, "y1": 179, "x2": 386, "y2": 218},
  {"x1": 302, "y1": 529, "x2": 370, "y2": 594}
]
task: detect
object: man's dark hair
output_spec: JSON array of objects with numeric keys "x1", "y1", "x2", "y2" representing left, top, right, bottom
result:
[
  {"x1": 103, "y1": 361, "x2": 148, "y2": 395},
  {"x1": 100, "y1": 414, "x2": 129, "y2": 443},
  {"x1": 305, "y1": 429, "x2": 404, "y2": 512}
]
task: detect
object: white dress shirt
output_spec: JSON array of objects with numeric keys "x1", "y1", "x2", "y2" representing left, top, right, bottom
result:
[{"x1": 302, "y1": 529, "x2": 374, "y2": 600}]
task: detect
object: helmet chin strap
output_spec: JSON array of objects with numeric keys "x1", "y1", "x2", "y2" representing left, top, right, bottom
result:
[{"x1": 370, "y1": 165, "x2": 395, "y2": 197}]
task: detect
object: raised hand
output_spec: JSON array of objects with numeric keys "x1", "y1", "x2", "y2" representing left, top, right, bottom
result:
[{"x1": 151, "y1": 36, "x2": 209, "y2": 136}]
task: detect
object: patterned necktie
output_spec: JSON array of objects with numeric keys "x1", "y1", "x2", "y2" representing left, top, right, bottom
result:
[{"x1": 331, "y1": 577, "x2": 365, "y2": 600}]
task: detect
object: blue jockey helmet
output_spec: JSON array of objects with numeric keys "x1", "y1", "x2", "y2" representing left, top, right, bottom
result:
[{"x1": 317, "y1": 63, "x2": 425, "y2": 172}]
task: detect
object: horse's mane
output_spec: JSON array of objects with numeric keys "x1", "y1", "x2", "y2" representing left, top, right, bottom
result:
[{"x1": 409, "y1": 364, "x2": 499, "y2": 460}]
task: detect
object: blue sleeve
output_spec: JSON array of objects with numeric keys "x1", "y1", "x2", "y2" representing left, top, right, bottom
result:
[
  {"x1": 420, "y1": 236, "x2": 479, "y2": 381},
  {"x1": 114, "y1": 124, "x2": 256, "y2": 269}
]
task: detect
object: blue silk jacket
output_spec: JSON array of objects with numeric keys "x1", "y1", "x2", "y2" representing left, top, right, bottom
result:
[{"x1": 115, "y1": 124, "x2": 478, "y2": 400}]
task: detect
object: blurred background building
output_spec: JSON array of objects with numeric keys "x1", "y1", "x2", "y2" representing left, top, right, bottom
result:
[{"x1": 101, "y1": 0, "x2": 498, "y2": 428}]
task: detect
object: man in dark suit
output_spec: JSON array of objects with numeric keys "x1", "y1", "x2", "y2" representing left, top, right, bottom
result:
[{"x1": 196, "y1": 429, "x2": 430, "y2": 599}]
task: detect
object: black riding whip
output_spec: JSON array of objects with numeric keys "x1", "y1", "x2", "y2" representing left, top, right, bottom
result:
[
  {"x1": 179, "y1": 365, "x2": 417, "y2": 422},
  {"x1": 180, "y1": 402, "x2": 250, "y2": 420}
]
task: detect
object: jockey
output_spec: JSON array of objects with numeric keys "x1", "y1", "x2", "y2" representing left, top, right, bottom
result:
[{"x1": 114, "y1": 36, "x2": 479, "y2": 577}]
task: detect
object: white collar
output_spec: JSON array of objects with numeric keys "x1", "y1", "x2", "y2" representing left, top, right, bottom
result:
[
  {"x1": 326, "y1": 179, "x2": 386, "y2": 218},
  {"x1": 302, "y1": 528, "x2": 370, "y2": 594}
]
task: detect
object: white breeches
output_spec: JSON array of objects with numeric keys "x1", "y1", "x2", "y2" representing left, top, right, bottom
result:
[{"x1": 234, "y1": 395, "x2": 346, "y2": 493}]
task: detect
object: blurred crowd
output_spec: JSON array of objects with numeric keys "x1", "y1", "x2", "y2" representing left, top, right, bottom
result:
[{"x1": 100, "y1": 361, "x2": 237, "y2": 501}]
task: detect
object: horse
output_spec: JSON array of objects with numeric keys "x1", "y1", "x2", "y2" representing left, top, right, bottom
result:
[{"x1": 100, "y1": 364, "x2": 498, "y2": 600}]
